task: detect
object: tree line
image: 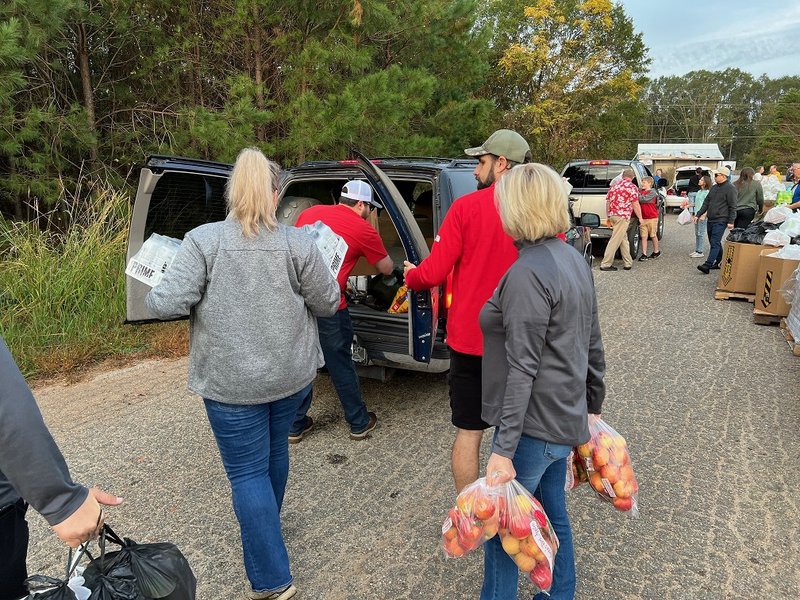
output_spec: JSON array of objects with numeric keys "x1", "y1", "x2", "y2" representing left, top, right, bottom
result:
[{"x1": 1, "y1": 0, "x2": 798, "y2": 219}]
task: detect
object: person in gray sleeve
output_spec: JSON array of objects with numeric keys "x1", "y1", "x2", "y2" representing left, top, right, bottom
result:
[
  {"x1": 479, "y1": 164, "x2": 606, "y2": 600},
  {"x1": 694, "y1": 166, "x2": 737, "y2": 274},
  {"x1": 0, "y1": 336, "x2": 122, "y2": 600},
  {"x1": 145, "y1": 147, "x2": 338, "y2": 600}
]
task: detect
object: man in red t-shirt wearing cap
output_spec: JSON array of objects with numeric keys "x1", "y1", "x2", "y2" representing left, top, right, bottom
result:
[
  {"x1": 403, "y1": 129, "x2": 530, "y2": 491},
  {"x1": 290, "y1": 181, "x2": 393, "y2": 442}
]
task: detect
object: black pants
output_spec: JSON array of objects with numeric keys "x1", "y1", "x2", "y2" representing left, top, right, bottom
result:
[
  {"x1": 0, "y1": 499, "x2": 29, "y2": 600},
  {"x1": 735, "y1": 207, "x2": 756, "y2": 229}
]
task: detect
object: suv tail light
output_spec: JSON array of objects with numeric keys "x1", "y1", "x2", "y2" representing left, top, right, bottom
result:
[
  {"x1": 587, "y1": 160, "x2": 609, "y2": 165},
  {"x1": 444, "y1": 269, "x2": 454, "y2": 311},
  {"x1": 339, "y1": 159, "x2": 382, "y2": 165}
]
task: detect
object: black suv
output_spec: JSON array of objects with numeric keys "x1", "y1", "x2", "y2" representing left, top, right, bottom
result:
[
  {"x1": 561, "y1": 159, "x2": 665, "y2": 258},
  {"x1": 126, "y1": 155, "x2": 595, "y2": 378}
]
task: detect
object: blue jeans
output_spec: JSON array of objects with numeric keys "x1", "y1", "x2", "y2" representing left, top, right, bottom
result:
[
  {"x1": 203, "y1": 384, "x2": 310, "y2": 594},
  {"x1": 694, "y1": 220, "x2": 705, "y2": 253},
  {"x1": 292, "y1": 309, "x2": 369, "y2": 434},
  {"x1": 688, "y1": 193, "x2": 704, "y2": 253},
  {"x1": 481, "y1": 434, "x2": 575, "y2": 600},
  {"x1": 704, "y1": 221, "x2": 727, "y2": 268}
]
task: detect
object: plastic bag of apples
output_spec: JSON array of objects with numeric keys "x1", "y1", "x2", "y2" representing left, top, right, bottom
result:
[
  {"x1": 441, "y1": 478, "x2": 558, "y2": 594},
  {"x1": 565, "y1": 449, "x2": 588, "y2": 491},
  {"x1": 574, "y1": 414, "x2": 640, "y2": 517}
]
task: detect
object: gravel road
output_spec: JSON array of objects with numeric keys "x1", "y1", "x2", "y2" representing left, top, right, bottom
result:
[{"x1": 25, "y1": 214, "x2": 800, "y2": 599}]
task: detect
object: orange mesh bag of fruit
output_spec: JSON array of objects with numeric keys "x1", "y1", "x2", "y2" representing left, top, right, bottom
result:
[
  {"x1": 575, "y1": 414, "x2": 640, "y2": 517},
  {"x1": 496, "y1": 479, "x2": 559, "y2": 594},
  {"x1": 564, "y1": 449, "x2": 588, "y2": 491},
  {"x1": 387, "y1": 285, "x2": 409, "y2": 313},
  {"x1": 441, "y1": 477, "x2": 500, "y2": 558}
]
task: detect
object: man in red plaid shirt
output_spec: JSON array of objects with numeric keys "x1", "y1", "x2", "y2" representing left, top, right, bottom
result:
[{"x1": 600, "y1": 168, "x2": 643, "y2": 271}]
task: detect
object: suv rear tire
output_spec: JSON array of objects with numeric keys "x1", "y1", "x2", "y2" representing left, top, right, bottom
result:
[{"x1": 626, "y1": 224, "x2": 640, "y2": 259}]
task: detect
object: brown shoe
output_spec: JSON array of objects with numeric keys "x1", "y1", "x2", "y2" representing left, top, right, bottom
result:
[
  {"x1": 288, "y1": 417, "x2": 313, "y2": 444},
  {"x1": 350, "y1": 412, "x2": 378, "y2": 440}
]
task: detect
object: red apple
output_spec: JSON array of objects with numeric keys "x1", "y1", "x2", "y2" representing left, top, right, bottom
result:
[
  {"x1": 612, "y1": 496, "x2": 633, "y2": 511},
  {"x1": 509, "y1": 517, "x2": 531, "y2": 539},
  {"x1": 530, "y1": 562, "x2": 553, "y2": 590},
  {"x1": 474, "y1": 496, "x2": 495, "y2": 521},
  {"x1": 599, "y1": 464, "x2": 620, "y2": 485},
  {"x1": 592, "y1": 447, "x2": 610, "y2": 468}
]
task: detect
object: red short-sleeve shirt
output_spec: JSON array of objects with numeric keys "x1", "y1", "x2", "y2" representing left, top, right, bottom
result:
[{"x1": 296, "y1": 204, "x2": 389, "y2": 310}]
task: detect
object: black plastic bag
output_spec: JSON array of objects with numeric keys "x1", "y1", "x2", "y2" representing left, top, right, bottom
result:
[
  {"x1": 83, "y1": 526, "x2": 195, "y2": 600},
  {"x1": 24, "y1": 575, "x2": 79, "y2": 599},
  {"x1": 23, "y1": 544, "x2": 92, "y2": 599},
  {"x1": 726, "y1": 227, "x2": 745, "y2": 242}
]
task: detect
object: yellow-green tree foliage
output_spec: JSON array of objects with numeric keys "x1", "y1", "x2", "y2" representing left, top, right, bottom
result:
[{"x1": 484, "y1": 0, "x2": 649, "y2": 166}]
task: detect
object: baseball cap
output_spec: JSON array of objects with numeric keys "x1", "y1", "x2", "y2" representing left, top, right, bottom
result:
[
  {"x1": 715, "y1": 166, "x2": 730, "y2": 177},
  {"x1": 341, "y1": 180, "x2": 382, "y2": 208},
  {"x1": 464, "y1": 129, "x2": 531, "y2": 164}
]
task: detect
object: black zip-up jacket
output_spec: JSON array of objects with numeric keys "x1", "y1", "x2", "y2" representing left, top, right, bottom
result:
[
  {"x1": 696, "y1": 181, "x2": 737, "y2": 224},
  {"x1": 479, "y1": 238, "x2": 606, "y2": 457}
]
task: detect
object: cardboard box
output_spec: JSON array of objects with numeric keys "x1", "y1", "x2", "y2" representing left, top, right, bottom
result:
[
  {"x1": 716, "y1": 242, "x2": 776, "y2": 295},
  {"x1": 754, "y1": 250, "x2": 800, "y2": 316}
]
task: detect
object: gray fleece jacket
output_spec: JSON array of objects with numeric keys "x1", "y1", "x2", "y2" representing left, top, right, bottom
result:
[
  {"x1": 0, "y1": 337, "x2": 88, "y2": 523},
  {"x1": 146, "y1": 216, "x2": 339, "y2": 404},
  {"x1": 480, "y1": 238, "x2": 606, "y2": 458}
]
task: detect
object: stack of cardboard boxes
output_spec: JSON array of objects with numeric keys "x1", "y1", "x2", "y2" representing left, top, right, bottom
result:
[{"x1": 715, "y1": 240, "x2": 800, "y2": 354}]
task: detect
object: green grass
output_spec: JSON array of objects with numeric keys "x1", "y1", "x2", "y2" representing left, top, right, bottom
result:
[{"x1": 0, "y1": 185, "x2": 187, "y2": 379}]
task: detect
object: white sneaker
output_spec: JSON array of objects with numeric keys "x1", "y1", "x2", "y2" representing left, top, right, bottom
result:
[{"x1": 689, "y1": 252, "x2": 704, "y2": 258}]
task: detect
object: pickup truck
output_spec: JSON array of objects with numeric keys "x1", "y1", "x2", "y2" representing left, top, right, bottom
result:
[
  {"x1": 561, "y1": 159, "x2": 665, "y2": 259},
  {"x1": 126, "y1": 155, "x2": 596, "y2": 379}
]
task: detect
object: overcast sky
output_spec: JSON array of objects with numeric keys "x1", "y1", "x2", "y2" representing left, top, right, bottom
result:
[{"x1": 618, "y1": 0, "x2": 800, "y2": 79}]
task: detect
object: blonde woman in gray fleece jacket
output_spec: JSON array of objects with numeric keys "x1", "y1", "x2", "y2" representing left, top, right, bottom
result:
[{"x1": 145, "y1": 148, "x2": 339, "y2": 600}]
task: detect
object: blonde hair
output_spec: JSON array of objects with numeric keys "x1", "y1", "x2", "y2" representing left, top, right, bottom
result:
[
  {"x1": 495, "y1": 163, "x2": 570, "y2": 241},
  {"x1": 226, "y1": 147, "x2": 280, "y2": 238},
  {"x1": 642, "y1": 176, "x2": 654, "y2": 187}
]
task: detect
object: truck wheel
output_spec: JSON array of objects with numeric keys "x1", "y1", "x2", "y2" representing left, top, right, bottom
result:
[{"x1": 626, "y1": 226, "x2": 640, "y2": 259}]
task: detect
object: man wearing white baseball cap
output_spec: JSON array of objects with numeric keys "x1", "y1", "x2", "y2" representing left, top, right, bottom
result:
[{"x1": 290, "y1": 181, "x2": 393, "y2": 442}]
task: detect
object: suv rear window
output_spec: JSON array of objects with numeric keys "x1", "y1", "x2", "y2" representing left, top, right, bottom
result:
[
  {"x1": 144, "y1": 172, "x2": 227, "y2": 240},
  {"x1": 563, "y1": 165, "x2": 621, "y2": 189}
]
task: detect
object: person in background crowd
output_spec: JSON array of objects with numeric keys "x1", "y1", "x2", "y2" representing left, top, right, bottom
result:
[
  {"x1": 724, "y1": 164, "x2": 734, "y2": 182},
  {"x1": 290, "y1": 180, "x2": 392, "y2": 443},
  {"x1": 654, "y1": 168, "x2": 665, "y2": 188},
  {"x1": 753, "y1": 166, "x2": 764, "y2": 181},
  {"x1": 788, "y1": 163, "x2": 800, "y2": 211},
  {"x1": 0, "y1": 336, "x2": 123, "y2": 600},
  {"x1": 480, "y1": 163, "x2": 606, "y2": 600},
  {"x1": 146, "y1": 148, "x2": 340, "y2": 600},
  {"x1": 599, "y1": 168, "x2": 642, "y2": 272},
  {"x1": 785, "y1": 165, "x2": 794, "y2": 184},
  {"x1": 694, "y1": 166, "x2": 737, "y2": 275},
  {"x1": 733, "y1": 167, "x2": 764, "y2": 228},
  {"x1": 686, "y1": 167, "x2": 702, "y2": 222},
  {"x1": 684, "y1": 175, "x2": 713, "y2": 258},
  {"x1": 768, "y1": 164, "x2": 783, "y2": 182},
  {"x1": 403, "y1": 129, "x2": 530, "y2": 492},
  {"x1": 637, "y1": 176, "x2": 660, "y2": 261}
]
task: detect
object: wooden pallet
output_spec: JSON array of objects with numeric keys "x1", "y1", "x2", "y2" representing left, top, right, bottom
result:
[
  {"x1": 752, "y1": 310, "x2": 783, "y2": 326},
  {"x1": 779, "y1": 318, "x2": 800, "y2": 356},
  {"x1": 714, "y1": 289, "x2": 755, "y2": 303}
]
